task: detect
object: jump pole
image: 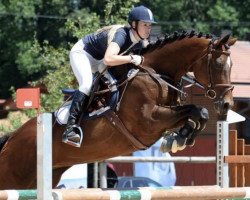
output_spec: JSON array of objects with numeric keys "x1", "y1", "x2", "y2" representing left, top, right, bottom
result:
[
  {"x1": 2, "y1": 186, "x2": 250, "y2": 200},
  {"x1": 217, "y1": 109, "x2": 245, "y2": 187},
  {"x1": 51, "y1": 186, "x2": 250, "y2": 200},
  {"x1": 16, "y1": 88, "x2": 52, "y2": 200}
]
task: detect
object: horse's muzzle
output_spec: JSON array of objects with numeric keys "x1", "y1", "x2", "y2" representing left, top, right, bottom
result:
[{"x1": 214, "y1": 99, "x2": 234, "y2": 119}]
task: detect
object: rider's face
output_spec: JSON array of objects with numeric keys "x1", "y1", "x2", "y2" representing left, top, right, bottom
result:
[{"x1": 136, "y1": 21, "x2": 152, "y2": 39}]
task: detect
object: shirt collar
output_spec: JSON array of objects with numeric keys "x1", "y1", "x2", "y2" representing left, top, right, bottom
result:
[{"x1": 129, "y1": 29, "x2": 140, "y2": 44}]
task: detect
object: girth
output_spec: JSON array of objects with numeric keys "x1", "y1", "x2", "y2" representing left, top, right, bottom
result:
[{"x1": 105, "y1": 111, "x2": 148, "y2": 150}]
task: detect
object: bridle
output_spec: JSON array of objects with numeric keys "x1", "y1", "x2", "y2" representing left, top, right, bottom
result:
[
  {"x1": 187, "y1": 40, "x2": 234, "y2": 101},
  {"x1": 205, "y1": 41, "x2": 234, "y2": 101}
]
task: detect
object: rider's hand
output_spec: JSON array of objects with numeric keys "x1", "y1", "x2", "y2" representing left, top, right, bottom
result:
[{"x1": 130, "y1": 55, "x2": 144, "y2": 66}]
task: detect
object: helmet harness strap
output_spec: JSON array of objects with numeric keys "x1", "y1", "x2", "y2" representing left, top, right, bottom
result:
[{"x1": 132, "y1": 21, "x2": 144, "y2": 40}]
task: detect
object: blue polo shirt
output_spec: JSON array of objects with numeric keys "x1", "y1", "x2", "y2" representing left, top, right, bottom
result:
[{"x1": 83, "y1": 27, "x2": 143, "y2": 60}]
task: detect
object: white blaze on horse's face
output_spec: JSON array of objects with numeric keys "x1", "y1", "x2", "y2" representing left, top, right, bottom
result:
[
  {"x1": 213, "y1": 54, "x2": 234, "y2": 116},
  {"x1": 227, "y1": 57, "x2": 231, "y2": 68}
]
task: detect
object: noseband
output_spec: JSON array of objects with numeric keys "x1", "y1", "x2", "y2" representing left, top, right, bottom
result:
[{"x1": 205, "y1": 42, "x2": 234, "y2": 101}]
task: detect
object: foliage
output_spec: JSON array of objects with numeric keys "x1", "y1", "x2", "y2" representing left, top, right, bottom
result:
[
  {"x1": 104, "y1": 0, "x2": 139, "y2": 25},
  {"x1": 0, "y1": 111, "x2": 29, "y2": 134},
  {"x1": 140, "y1": 0, "x2": 249, "y2": 37},
  {"x1": 31, "y1": 40, "x2": 73, "y2": 112},
  {"x1": 0, "y1": 0, "x2": 141, "y2": 132},
  {"x1": 28, "y1": 1, "x2": 138, "y2": 112},
  {"x1": 0, "y1": 0, "x2": 250, "y2": 110},
  {"x1": 65, "y1": 8, "x2": 100, "y2": 40}
]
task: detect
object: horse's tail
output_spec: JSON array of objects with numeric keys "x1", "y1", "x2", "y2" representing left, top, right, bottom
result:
[{"x1": 0, "y1": 134, "x2": 11, "y2": 152}]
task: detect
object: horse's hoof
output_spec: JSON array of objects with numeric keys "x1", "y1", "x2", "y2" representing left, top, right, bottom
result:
[
  {"x1": 175, "y1": 135, "x2": 186, "y2": 146},
  {"x1": 161, "y1": 134, "x2": 187, "y2": 153},
  {"x1": 177, "y1": 143, "x2": 186, "y2": 151},
  {"x1": 171, "y1": 140, "x2": 178, "y2": 153},
  {"x1": 186, "y1": 138, "x2": 195, "y2": 146},
  {"x1": 174, "y1": 135, "x2": 186, "y2": 152},
  {"x1": 160, "y1": 135, "x2": 175, "y2": 153}
]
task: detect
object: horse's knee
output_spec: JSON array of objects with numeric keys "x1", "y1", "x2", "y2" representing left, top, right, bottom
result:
[{"x1": 189, "y1": 106, "x2": 209, "y2": 122}]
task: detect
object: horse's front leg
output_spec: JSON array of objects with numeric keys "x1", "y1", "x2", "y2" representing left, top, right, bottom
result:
[
  {"x1": 153, "y1": 104, "x2": 209, "y2": 152},
  {"x1": 175, "y1": 105, "x2": 209, "y2": 146}
]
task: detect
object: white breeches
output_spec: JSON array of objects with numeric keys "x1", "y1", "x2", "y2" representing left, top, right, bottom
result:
[{"x1": 70, "y1": 40, "x2": 113, "y2": 96}]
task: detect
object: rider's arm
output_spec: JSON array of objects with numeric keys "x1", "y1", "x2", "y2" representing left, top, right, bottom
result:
[
  {"x1": 103, "y1": 42, "x2": 132, "y2": 67},
  {"x1": 104, "y1": 42, "x2": 142, "y2": 67}
]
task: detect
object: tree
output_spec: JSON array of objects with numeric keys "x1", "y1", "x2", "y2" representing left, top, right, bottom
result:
[
  {"x1": 29, "y1": 0, "x2": 138, "y2": 112},
  {"x1": 0, "y1": 0, "x2": 41, "y2": 97},
  {"x1": 140, "y1": 0, "x2": 249, "y2": 38},
  {"x1": 1, "y1": 0, "x2": 249, "y2": 100}
]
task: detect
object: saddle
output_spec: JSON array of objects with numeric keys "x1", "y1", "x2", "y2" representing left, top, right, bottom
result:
[{"x1": 54, "y1": 68, "x2": 139, "y2": 125}]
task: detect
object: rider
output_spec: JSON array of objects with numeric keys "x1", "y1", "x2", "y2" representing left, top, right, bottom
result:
[{"x1": 62, "y1": 5, "x2": 156, "y2": 147}]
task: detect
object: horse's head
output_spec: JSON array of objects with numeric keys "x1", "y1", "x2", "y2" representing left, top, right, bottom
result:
[
  {"x1": 192, "y1": 34, "x2": 237, "y2": 117},
  {"x1": 142, "y1": 31, "x2": 237, "y2": 118}
]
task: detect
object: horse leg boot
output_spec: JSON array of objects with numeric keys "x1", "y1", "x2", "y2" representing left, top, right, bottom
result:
[
  {"x1": 175, "y1": 106, "x2": 209, "y2": 147},
  {"x1": 161, "y1": 119, "x2": 197, "y2": 153},
  {"x1": 185, "y1": 107, "x2": 209, "y2": 146},
  {"x1": 173, "y1": 120, "x2": 196, "y2": 151},
  {"x1": 178, "y1": 120, "x2": 196, "y2": 145},
  {"x1": 62, "y1": 90, "x2": 89, "y2": 147}
]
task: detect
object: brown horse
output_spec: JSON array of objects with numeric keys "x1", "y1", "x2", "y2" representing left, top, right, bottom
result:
[{"x1": 0, "y1": 31, "x2": 236, "y2": 189}]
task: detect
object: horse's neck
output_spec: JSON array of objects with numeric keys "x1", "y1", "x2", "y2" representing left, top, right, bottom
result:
[{"x1": 144, "y1": 38, "x2": 210, "y2": 82}]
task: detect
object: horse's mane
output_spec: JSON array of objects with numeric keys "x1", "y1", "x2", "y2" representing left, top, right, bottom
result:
[
  {"x1": 0, "y1": 134, "x2": 10, "y2": 152},
  {"x1": 142, "y1": 30, "x2": 216, "y2": 54}
]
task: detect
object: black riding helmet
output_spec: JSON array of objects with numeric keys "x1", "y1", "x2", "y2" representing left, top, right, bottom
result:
[
  {"x1": 128, "y1": 6, "x2": 156, "y2": 39},
  {"x1": 128, "y1": 5, "x2": 156, "y2": 24}
]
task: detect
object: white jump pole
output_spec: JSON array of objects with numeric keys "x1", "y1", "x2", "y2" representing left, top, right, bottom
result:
[
  {"x1": 99, "y1": 162, "x2": 108, "y2": 188},
  {"x1": 217, "y1": 109, "x2": 245, "y2": 187},
  {"x1": 37, "y1": 113, "x2": 52, "y2": 200}
]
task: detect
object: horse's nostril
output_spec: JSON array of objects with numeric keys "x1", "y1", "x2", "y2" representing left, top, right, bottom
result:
[{"x1": 224, "y1": 102, "x2": 230, "y2": 111}]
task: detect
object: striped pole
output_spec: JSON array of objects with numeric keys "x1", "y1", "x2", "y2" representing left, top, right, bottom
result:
[
  {"x1": 2, "y1": 186, "x2": 250, "y2": 200},
  {"x1": 52, "y1": 186, "x2": 250, "y2": 200},
  {"x1": 0, "y1": 190, "x2": 37, "y2": 200}
]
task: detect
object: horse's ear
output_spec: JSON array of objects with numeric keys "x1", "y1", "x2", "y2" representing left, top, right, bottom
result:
[
  {"x1": 214, "y1": 34, "x2": 231, "y2": 48},
  {"x1": 228, "y1": 37, "x2": 237, "y2": 46}
]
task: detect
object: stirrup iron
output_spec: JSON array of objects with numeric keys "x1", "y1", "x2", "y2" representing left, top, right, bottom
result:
[{"x1": 62, "y1": 125, "x2": 83, "y2": 148}]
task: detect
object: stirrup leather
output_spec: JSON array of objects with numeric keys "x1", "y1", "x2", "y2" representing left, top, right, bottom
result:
[{"x1": 62, "y1": 125, "x2": 83, "y2": 148}]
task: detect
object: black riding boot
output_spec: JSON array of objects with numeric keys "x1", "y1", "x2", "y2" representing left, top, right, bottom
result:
[{"x1": 62, "y1": 90, "x2": 88, "y2": 147}]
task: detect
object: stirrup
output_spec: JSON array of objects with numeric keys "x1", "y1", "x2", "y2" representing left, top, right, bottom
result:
[{"x1": 62, "y1": 125, "x2": 83, "y2": 148}]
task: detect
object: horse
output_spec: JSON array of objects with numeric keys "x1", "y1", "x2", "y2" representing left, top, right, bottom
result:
[{"x1": 0, "y1": 31, "x2": 236, "y2": 189}]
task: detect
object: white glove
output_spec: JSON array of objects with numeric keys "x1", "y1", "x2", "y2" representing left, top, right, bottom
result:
[{"x1": 130, "y1": 55, "x2": 143, "y2": 66}]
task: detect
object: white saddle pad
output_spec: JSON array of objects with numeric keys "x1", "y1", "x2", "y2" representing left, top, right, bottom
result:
[{"x1": 54, "y1": 101, "x2": 71, "y2": 125}]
